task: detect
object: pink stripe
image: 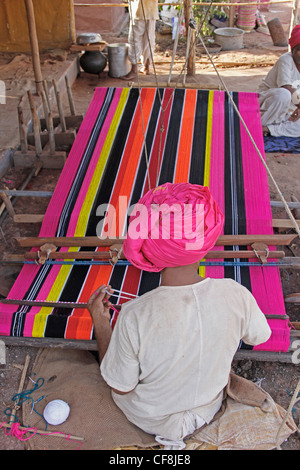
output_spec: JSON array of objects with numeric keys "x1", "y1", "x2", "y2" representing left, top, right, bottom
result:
[
  {"x1": 206, "y1": 91, "x2": 225, "y2": 279},
  {"x1": 238, "y1": 92, "x2": 289, "y2": 352},
  {"x1": 0, "y1": 88, "x2": 107, "y2": 336},
  {"x1": 23, "y1": 88, "x2": 120, "y2": 336},
  {"x1": 66, "y1": 88, "x2": 123, "y2": 236}
]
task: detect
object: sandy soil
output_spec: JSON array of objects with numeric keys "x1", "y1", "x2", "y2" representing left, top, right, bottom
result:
[{"x1": 0, "y1": 2, "x2": 299, "y2": 450}]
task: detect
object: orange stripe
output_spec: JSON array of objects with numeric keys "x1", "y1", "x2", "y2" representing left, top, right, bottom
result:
[
  {"x1": 110, "y1": 88, "x2": 156, "y2": 235},
  {"x1": 174, "y1": 89, "x2": 197, "y2": 183},
  {"x1": 65, "y1": 88, "x2": 156, "y2": 339}
]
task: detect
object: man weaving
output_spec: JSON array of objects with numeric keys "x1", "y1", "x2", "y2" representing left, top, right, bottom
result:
[
  {"x1": 259, "y1": 24, "x2": 300, "y2": 137},
  {"x1": 87, "y1": 183, "x2": 275, "y2": 449}
]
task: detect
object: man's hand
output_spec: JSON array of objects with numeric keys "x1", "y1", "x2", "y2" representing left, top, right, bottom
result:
[
  {"x1": 87, "y1": 284, "x2": 113, "y2": 322},
  {"x1": 289, "y1": 107, "x2": 300, "y2": 122}
]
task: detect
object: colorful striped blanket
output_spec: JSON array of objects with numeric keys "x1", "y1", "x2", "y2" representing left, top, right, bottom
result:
[{"x1": 0, "y1": 87, "x2": 291, "y2": 352}]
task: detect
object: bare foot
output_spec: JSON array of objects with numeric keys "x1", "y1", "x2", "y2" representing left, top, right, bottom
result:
[
  {"x1": 119, "y1": 65, "x2": 137, "y2": 81},
  {"x1": 262, "y1": 126, "x2": 270, "y2": 136},
  {"x1": 119, "y1": 71, "x2": 138, "y2": 80},
  {"x1": 141, "y1": 59, "x2": 150, "y2": 75}
]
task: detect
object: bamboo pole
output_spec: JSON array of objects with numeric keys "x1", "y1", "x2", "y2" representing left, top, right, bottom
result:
[
  {"x1": 24, "y1": 0, "x2": 43, "y2": 94},
  {"x1": 74, "y1": 1, "x2": 294, "y2": 6}
]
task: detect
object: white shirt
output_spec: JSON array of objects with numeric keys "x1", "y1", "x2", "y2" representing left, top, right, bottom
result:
[
  {"x1": 100, "y1": 278, "x2": 271, "y2": 441},
  {"x1": 259, "y1": 51, "x2": 300, "y2": 91}
]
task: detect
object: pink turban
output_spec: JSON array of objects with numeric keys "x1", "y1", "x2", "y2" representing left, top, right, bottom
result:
[
  {"x1": 123, "y1": 183, "x2": 224, "y2": 272},
  {"x1": 289, "y1": 25, "x2": 300, "y2": 50}
]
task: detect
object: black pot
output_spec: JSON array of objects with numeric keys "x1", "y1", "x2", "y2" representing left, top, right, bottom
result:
[{"x1": 79, "y1": 50, "x2": 107, "y2": 74}]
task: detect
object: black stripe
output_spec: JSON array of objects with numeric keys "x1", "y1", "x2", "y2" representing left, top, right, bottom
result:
[
  {"x1": 43, "y1": 88, "x2": 140, "y2": 337},
  {"x1": 158, "y1": 89, "x2": 185, "y2": 185},
  {"x1": 232, "y1": 92, "x2": 252, "y2": 293},
  {"x1": 11, "y1": 89, "x2": 116, "y2": 336},
  {"x1": 130, "y1": 88, "x2": 163, "y2": 207},
  {"x1": 189, "y1": 90, "x2": 209, "y2": 185}
]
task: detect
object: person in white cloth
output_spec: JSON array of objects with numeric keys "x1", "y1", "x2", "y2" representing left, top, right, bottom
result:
[
  {"x1": 120, "y1": 0, "x2": 159, "y2": 80},
  {"x1": 87, "y1": 183, "x2": 271, "y2": 450},
  {"x1": 259, "y1": 24, "x2": 300, "y2": 137}
]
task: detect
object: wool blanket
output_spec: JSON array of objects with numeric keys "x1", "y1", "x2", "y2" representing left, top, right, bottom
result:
[{"x1": 0, "y1": 87, "x2": 291, "y2": 352}]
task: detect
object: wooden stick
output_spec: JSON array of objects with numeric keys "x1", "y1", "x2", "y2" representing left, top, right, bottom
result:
[
  {"x1": 40, "y1": 89, "x2": 50, "y2": 131},
  {"x1": 15, "y1": 234, "x2": 297, "y2": 248},
  {"x1": 24, "y1": 0, "x2": 43, "y2": 94},
  {"x1": 27, "y1": 91, "x2": 42, "y2": 156},
  {"x1": 21, "y1": 249, "x2": 286, "y2": 261},
  {"x1": 9, "y1": 354, "x2": 30, "y2": 424},
  {"x1": 52, "y1": 80, "x2": 66, "y2": 132},
  {"x1": 48, "y1": 112, "x2": 56, "y2": 155},
  {"x1": 0, "y1": 190, "x2": 53, "y2": 197},
  {"x1": 17, "y1": 104, "x2": 28, "y2": 154},
  {"x1": 65, "y1": 76, "x2": 76, "y2": 116},
  {"x1": 74, "y1": 1, "x2": 294, "y2": 6},
  {"x1": 42, "y1": 80, "x2": 51, "y2": 111},
  {"x1": 1, "y1": 422, "x2": 84, "y2": 442},
  {"x1": 0, "y1": 192, "x2": 16, "y2": 219}
]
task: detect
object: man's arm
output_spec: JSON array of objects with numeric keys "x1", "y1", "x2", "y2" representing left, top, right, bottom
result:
[
  {"x1": 87, "y1": 284, "x2": 133, "y2": 395},
  {"x1": 87, "y1": 284, "x2": 113, "y2": 362}
]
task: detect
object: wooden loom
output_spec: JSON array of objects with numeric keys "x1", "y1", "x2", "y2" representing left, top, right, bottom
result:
[{"x1": 0, "y1": 87, "x2": 299, "y2": 362}]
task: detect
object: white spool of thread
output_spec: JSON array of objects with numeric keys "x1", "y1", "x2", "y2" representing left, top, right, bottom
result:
[{"x1": 43, "y1": 399, "x2": 70, "y2": 425}]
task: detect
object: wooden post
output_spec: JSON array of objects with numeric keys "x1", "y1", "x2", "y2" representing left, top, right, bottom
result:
[
  {"x1": 27, "y1": 90, "x2": 42, "y2": 156},
  {"x1": 184, "y1": 0, "x2": 195, "y2": 76},
  {"x1": 53, "y1": 80, "x2": 67, "y2": 132},
  {"x1": 0, "y1": 192, "x2": 16, "y2": 219},
  {"x1": 48, "y1": 112, "x2": 56, "y2": 155},
  {"x1": 17, "y1": 104, "x2": 28, "y2": 153},
  {"x1": 24, "y1": 0, "x2": 43, "y2": 94},
  {"x1": 65, "y1": 76, "x2": 76, "y2": 116}
]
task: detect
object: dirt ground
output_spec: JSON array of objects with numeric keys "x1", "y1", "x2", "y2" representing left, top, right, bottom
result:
[{"x1": 0, "y1": 2, "x2": 299, "y2": 451}]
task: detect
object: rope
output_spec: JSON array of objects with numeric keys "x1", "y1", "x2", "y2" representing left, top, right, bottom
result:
[{"x1": 275, "y1": 377, "x2": 300, "y2": 449}]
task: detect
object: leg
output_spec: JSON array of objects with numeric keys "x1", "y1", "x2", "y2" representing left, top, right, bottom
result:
[
  {"x1": 120, "y1": 20, "x2": 145, "y2": 80},
  {"x1": 141, "y1": 19, "x2": 156, "y2": 74},
  {"x1": 259, "y1": 88, "x2": 292, "y2": 127}
]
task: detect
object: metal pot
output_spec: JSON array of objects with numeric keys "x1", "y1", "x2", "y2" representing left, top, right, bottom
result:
[{"x1": 79, "y1": 50, "x2": 107, "y2": 75}]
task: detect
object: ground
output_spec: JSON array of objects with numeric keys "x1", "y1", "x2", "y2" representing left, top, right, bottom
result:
[{"x1": 0, "y1": 2, "x2": 299, "y2": 450}]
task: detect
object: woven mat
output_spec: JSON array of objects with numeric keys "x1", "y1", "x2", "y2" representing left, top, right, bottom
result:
[
  {"x1": 22, "y1": 348, "x2": 297, "y2": 451},
  {"x1": 22, "y1": 348, "x2": 157, "y2": 450}
]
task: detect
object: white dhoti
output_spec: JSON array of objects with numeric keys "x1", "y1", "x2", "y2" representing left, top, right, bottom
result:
[
  {"x1": 259, "y1": 87, "x2": 300, "y2": 137},
  {"x1": 155, "y1": 412, "x2": 206, "y2": 450},
  {"x1": 128, "y1": 19, "x2": 156, "y2": 66}
]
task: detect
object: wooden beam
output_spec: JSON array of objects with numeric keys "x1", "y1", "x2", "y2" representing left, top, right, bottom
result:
[
  {"x1": 273, "y1": 219, "x2": 300, "y2": 229},
  {"x1": 18, "y1": 249, "x2": 285, "y2": 261},
  {"x1": 0, "y1": 335, "x2": 295, "y2": 363},
  {"x1": 0, "y1": 190, "x2": 53, "y2": 197},
  {"x1": 15, "y1": 234, "x2": 297, "y2": 248},
  {"x1": 13, "y1": 214, "x2": 44, "y2": 224}
]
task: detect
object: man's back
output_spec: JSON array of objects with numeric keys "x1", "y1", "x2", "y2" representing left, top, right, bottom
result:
[{"x1": 101, "y1": 278, "x2": 271, "y2": 440}]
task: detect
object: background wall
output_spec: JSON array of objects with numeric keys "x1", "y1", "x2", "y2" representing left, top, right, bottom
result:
[
  {"x1": 0, "y1": 0, "x2": 76, "y2": 52},
  {"x1": 73, "y1": 0, "x2": 127, "y2": 36}
]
